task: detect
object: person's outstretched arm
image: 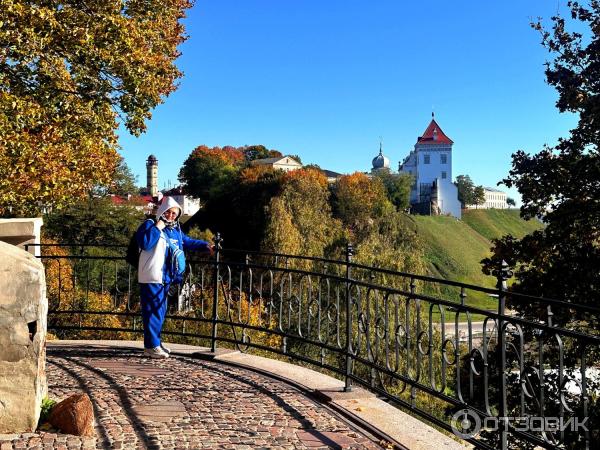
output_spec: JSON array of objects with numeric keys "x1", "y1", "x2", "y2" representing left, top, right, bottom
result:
[{"x1": 181, "y1": 233, "x2": 212, "y2": 254}]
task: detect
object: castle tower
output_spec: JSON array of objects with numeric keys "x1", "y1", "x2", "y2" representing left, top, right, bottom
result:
[
  {"x1": 398, "y1": 114, "x2": 461, "y2": 218},
  {"x1": 146, "y1": 154, "x2": 158, "y2": 197}
]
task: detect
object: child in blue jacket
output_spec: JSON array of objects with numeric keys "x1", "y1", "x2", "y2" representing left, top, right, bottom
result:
[{"x1": 136, "y1": 196, "x2": 212, "y2": 358}]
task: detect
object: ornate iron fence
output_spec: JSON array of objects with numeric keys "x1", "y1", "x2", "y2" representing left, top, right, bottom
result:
[{"x1": 28, "y1": 237, "x2": 600, "y2": 449}]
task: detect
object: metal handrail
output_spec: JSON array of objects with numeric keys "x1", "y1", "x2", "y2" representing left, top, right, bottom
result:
[{"x1": 32, "y1": 239, "x2": 598, "y2": 450}]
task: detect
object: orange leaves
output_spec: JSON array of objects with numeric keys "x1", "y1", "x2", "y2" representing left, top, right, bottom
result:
[
  {"x1": 190, "y1": 145, "x2": 245, "y2": 167},
  {"x1": 334, "y1": 172, "x2": 390, "y2": 218},
  {"x1": 332, "y1": 172, "x2": 392, "y2": 240},
  {"x1": 0, "y1": 0, "x2": 192, "y2": 215},
  {"x1": 282, "y1": 167, "x2": 328, "y2": 188},
  {"x1": 262, "y1": 167, "x2": 343, "y2": 258},
  {"x1": 0, "y1": 92, "x2": 119, "y2": 215},
  {"x1": 239, "y1": 165, "x2": 281, "y2": 184}
]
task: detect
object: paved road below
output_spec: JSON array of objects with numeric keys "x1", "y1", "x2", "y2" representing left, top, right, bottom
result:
[{"x1": 0, "y1": 346, "x2": 382, "y2": 450}]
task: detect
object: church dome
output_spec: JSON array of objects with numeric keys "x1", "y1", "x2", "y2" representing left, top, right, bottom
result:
[{"x1": 372, "y1": 144, "x2": 390, "y2": 170}]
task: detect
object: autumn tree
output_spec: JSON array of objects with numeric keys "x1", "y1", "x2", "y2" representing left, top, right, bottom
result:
[
  {"x1": 330, "y1": 172, "x2": 423, "y2": 273},
  {"x1": 180, "y1": 148, "x2": 287, "y2": 250},
  {"x1": 332, "y1": 172, "x2": 393, "y2": 242},
  {"x1": 483, "y1": 1, "x2": 600, "y2": 329},
  {"x1": 0, "y1": 0, "x2": 192, "y2": 216},
  {"x1": 263, "y1": 169, "x2": 343, "y2": 258}
]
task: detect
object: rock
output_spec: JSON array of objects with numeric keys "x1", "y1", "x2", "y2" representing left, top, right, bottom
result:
[
  {"x1": 0, "y1": 240, "x2": 47, "y2": 433},
  {"x1": 48, "y1": 394, "x2": 95, "y2": 436}
]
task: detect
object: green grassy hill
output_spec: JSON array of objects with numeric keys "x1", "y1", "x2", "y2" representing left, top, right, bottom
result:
[
  {"x1": 461, "y1": 208, "x2": 542, "y2": 241},
  {"x1": 411, "y1": 209, "x2": 543, "y2": 310}
]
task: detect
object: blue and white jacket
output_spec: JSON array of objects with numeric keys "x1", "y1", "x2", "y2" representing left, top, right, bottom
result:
[{"x1": 136, "y1": 196, "x2": 211, "y2": 284}]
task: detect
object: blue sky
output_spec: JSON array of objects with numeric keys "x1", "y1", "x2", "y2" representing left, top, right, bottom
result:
[{"x1": 119, "y1": 1, "x2": 578, "y2": 203}]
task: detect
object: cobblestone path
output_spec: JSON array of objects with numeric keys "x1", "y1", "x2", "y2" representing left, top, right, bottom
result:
[{"x1": 0, "y1": 347, "x2": 383, "y2": 450}]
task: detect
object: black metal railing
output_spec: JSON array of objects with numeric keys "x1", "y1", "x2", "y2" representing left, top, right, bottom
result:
[{"x1": 27, "y1": 237, "x2": 600, "y2": 450}]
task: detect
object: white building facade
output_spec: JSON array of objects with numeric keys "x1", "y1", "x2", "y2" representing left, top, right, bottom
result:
[
  {"x1": 250, "y1": 156, "x2": 302, "y2": 172},
  {"x1": 399, "y1": 116, "x2": 462, "y2": 218},
  {"x1": 467, "y1": 187, "x2": 508, "y2": 209},
  {"x1": 170, "y1": 194, "x2": 201, "y2": 216}
]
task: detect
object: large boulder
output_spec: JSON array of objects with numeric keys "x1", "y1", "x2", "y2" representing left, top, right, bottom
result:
[
  {"x1": 48, "y1": 393, "x2": 95, "y2": 436},
  {"x1": 0, "y1": 240, "x2": 47, "y2": 433}
]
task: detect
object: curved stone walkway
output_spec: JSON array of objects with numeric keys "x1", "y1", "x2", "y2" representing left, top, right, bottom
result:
[{"x1": 0, "y1": 346, "x2": 383, "y2": 450}]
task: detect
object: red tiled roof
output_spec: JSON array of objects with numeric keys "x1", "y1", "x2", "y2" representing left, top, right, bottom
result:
[
  {"x1": 109, "y1": 195, "x2": 154, "y2": 206},
  {"x1": 416, "y1": 119, "x2": 453, "y2": 145},
  {"x1": 109, "y1": 195, "x2": 127, "y2": 205}
]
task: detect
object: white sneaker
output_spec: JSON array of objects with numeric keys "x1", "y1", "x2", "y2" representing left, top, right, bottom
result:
[
  {"x1": 160, "y1": 343, "x2": 171, "y2": 354},
  {"x1": 144, "y1": 346, "x2": 169, "y2": 359}
]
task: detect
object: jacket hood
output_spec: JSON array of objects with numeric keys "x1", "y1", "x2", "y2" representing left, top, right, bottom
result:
[{"x1": 156, "y1": 196, "x2": 182, "y2": 221}]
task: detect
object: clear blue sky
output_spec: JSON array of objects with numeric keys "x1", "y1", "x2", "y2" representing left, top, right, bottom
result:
[{"x1": 119, "y1": 0, "x2": 578, "y2": 203}]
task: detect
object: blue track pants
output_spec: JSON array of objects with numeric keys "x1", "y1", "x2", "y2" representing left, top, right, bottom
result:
[{"x1": 140, "y1": 283, "x2": 169, "y2": 349}]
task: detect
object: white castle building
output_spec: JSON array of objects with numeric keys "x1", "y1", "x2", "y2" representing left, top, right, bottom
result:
[{"x1": 398, "y1": 115, "x2": 462, "y2": 218}]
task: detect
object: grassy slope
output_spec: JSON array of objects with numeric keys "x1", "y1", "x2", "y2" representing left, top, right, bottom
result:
[
  {"x1": 413, "y1": 215, "x2": 494, "y2": 287},
  {"x1": 411, "y1": 209, "x2": 543, "y2": 310},
  {"x1": 461, "y1": 208, "x2": 542, "y2": 241}
]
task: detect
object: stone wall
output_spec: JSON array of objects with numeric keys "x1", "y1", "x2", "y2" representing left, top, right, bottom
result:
[
  {"x1": 0, "y1": 218, "x2": 43, "y2": 257},
  {"x1": 0, "y1": 241, "x2": 47, "y2": 433}
]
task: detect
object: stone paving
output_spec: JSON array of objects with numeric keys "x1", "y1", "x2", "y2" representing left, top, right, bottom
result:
[{"x1": 0, "y1": 346, "x2": 383, "y2": 450}]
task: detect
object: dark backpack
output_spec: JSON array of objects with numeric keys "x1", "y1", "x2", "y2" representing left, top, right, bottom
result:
[{"x1": 125, "y1": 231, "x2": 141, "y2": 269}]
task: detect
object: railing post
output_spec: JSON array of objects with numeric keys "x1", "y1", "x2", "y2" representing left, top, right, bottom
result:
[
  {"x1": 210, "y1": 233, "x2": 222, "y2": 353},
  {"x1": 344, "y1": 243, "x2": 354, "y2": 392},
  {"x1": 496, "y1": 260, "x2": 512, "y2": 450}
]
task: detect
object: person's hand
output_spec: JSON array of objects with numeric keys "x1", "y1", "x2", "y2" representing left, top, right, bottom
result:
[{"x1": 156, "y1": 219, "x2": 166, "y2": 231}]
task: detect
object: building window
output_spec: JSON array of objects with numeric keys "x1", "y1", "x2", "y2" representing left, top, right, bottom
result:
[
  {"x1": 441, "y1": 154, "x2": 447, "y2": 164},
  {"x1": 424, "y1": 154, "x2": 430, "y2": 164},
  {"x1": 441, "y1": 171, "x2": 447, "y2": 179}
]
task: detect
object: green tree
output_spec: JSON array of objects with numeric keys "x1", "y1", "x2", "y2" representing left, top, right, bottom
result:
[
  {"x1": 473, "y1": 185, "x2": 485, "y2": 208},
  {"x1": 178, "y1": 146, "x2": 244, "y2": 201},
  {"x1": 0, "y1": 0, "x2": 192, "y2": 216},
  {"x1": 454, "y1": 175, "x2": 475, "y2": 206},
  {"x1": 94, "y1": 157, "x2": 138, "y2": 197},
  {"x1": 506, "y1": 197, "x2": 516, "y2": 207},
  {"x1": 373, "y1": 171, "x2": 413, "y2": 211},
  {"x1": 285, "y1": 154, "x2": 302, "y2": 164},
  {"x1": 454, "y1": 174, "x2": 485, "y2": 207},
  {"x1": 303, "y1": 163, "x2": 322, "y2": 171},
  {"x1": 241, "y1": 145, "x2": 282, "y2": 162},
  {"x1": 483, "y1": 1, "x2": 600, "y2": 330},
  {"x1": 45, "y1": 197, "x2": 144, "y2": 246}
]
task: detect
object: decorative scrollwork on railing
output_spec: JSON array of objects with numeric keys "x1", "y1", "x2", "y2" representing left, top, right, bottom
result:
[{"x1": 33, "y1": 242, "x2": 599, "y2": 450}]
